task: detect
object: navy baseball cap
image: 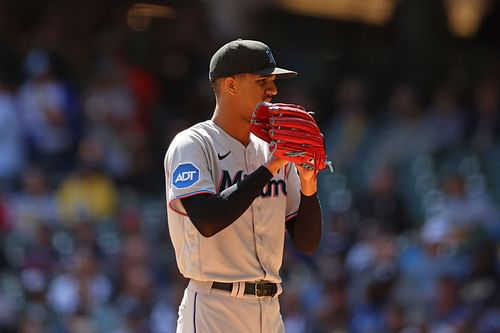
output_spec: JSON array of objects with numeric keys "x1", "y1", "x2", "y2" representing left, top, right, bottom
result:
[{"x1": 209, "y1": 39, "x2": 298, "y2": 82}]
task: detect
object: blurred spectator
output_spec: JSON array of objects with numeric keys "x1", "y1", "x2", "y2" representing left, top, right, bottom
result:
[
  {"x1": 395, "y1": 219, "x2": 467, "y2": 324},
  {"x1": 110, "y1": 234, "x2": 154, "y2": 332},
  {"x1": 476, "y1": 307, "x2": 500, "y2": 333},
  {"x1": 344, "y1": 224, "x2": 380, "y2": 304},
  {"x1": 121, "y1": 58, "x2": 162, "y2": 192},
  {"x1": 345, "y1": 225, "x2": 399, "y2": 309},
  {"x1": 149, "y1": 295, "x2": 178, "y2": 333},
  {"x1": 312, "y1": 278, "x2": 350, "y2": 333},
  {"x1": 124, "y1": 61, "x2": 159, "y2": 133},
  {"x1": 424, "y1": 83, "x2": 466, "y2": 153},
  {"x1": 432, "y1": 173, "x2": 499, "y2": 240},
  {"x1": 368, "y1": 83, "x2": 432, "y2": 167},
  {"x1": 47, "y1": 248, "x2": 112, "y2": 315},
  {"x1": 149, "y1": 276, "x2": 186, "y2": 333},
  {"x1": 72, "y1": 221, "x2": 107, "y2": 263},
  {"x1": 113, "y1": 265, "x2": 153, "y2": 333},
  {"x1": 8, "y1": 166, "x2": 59, "y2": 239},
  {"x1": 18, "y1": 267, "x2": 52, "y2": 329},
  {"x1": 350, "y1": 274, "x2": 396, "y2": 333},
  {"x1": 281, "y1": 287, "x2": 308, "y2": 333},
  {"x1": 465, "y1": 77, "x2": 500, "y2": 152},
  {"x1": 118, "y1": 234, "x2": 151, "y2": 270},
  {"x1": 324, "y1": 77, "x2": 371, "y2": 170},
  {"x1": 320, "y1": 211, "x2": 357, "y2": 258},
  {"x1": 0, "y1": 292, "x2": 16, "y2": 332},
  {"x1": 83, "y1": 56, "x2": 137, "y2": 180},
  {"x1": 15, "y1": 314, "x2": 45, "y2": 333},
  {"x1": 384, "y1": 303, "x2": 419, "y2": 333},
  {"x1": 428, "y1": 276, "x2": 468, "y2": 333},
  {"x1": 17, "y1": 49, "x2": 79, "y2": 179},
  {"x1": 65, "y1": 313, "x2": 100, "y2": 333},
  {"x1": 354, "y1": 165, "x2": 412, "y2": 233},
  {"x1": 460, "y1": 241, "x2": 499, "y2": 312},
  {"x1": 56, "y1": 136, "x2": 118, "y2": 225},
  {"x1": 0, "y1": 83, "x2": 24, "y2": 187},
  {"x1": 23, "y1": 224, "x2": 59, "y2": 275},
  {"x1": 112, "y1": 296, "x2": 149, "y2": 333}
]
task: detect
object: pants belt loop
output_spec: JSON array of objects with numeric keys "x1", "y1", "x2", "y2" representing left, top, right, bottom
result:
[
  {"x1": 274, "y1": 283, "x2": 283, "y2": 298},
  {"x1": 236, "y1": 282, "x2": 246, "y2": 298},
  {"x1": 230, "y1": 282, "x2": 239, "y2": 298}
]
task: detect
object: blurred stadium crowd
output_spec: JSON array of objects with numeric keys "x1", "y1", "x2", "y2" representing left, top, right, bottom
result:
[{"x1": 0, "y1": 0, "x2": 499, "y2": 332}]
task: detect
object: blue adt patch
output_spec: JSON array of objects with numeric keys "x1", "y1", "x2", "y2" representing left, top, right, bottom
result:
[{"x1": 172, "y1": 163, "x2": 200, "y2": 189}]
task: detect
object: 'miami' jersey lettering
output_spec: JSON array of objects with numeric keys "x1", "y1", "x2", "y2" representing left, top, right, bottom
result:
[
  {"x1": 219, "y1": 170, "x2": 244, "y2": 192},
  {"x1": 261, "y1": 179, "x2": 287, "y2": 197},
  {"x1": 219, "y1": 170, "x2": 287, "y2": 197}
]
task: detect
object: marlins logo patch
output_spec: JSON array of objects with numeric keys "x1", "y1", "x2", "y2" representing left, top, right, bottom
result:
[{"x1": 172, "y1": 163, "x2": 200, "y2": 189}]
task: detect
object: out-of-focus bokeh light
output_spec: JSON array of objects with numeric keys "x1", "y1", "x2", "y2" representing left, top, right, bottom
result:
[
  {"x1": 276, "y1": 0, "x2": 491, "y2": 38},
  {"x1": 275, "y1": 0, "x2": 398, "y2": 25},
  {"x1": 444, "y1": 0, "x2": 489, "y2": 38},
  {"x1": 126, "y1": 3, "x2": 176, "y2": 31}
]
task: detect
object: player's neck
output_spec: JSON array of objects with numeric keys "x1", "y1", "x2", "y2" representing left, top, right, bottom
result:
[{"x1": 212, "y1": 108, "x2": 251, "y2": 146}]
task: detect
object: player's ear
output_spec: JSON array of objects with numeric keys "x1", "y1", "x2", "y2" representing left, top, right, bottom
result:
[{"x1": 223, "y1": 76, "x2": 237, "y2": 95}]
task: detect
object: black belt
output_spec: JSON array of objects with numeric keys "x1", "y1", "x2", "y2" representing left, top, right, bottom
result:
[{"x1": 211, "y1": 281, "x2": 278, "y2": 297}]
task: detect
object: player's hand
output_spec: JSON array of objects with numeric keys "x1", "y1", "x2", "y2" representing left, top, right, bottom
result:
[
  {"x1": 264, "y1": 155, "x2": 288, "y2": 175},
  {"x1": 296, "y1": 163, "x2": 317, "y2": 196}
]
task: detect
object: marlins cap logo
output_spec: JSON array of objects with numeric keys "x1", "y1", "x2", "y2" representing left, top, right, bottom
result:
[
  {"x1": 172, "y1": 163, "x2": 200, "y2": 189},
  {"x1": 266, "y1": 49, "x2": 275, "y2": 66}
]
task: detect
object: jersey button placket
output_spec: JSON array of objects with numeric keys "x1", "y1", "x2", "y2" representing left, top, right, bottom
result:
[
  {"x1": 244, "y1": 148, "x2": 250, "y2": 172},
  {"x1": 254, "y1": 200, "x2": 267, "y2": 266}
]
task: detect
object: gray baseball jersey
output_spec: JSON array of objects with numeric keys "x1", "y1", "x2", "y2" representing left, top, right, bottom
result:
[{"x1": 164, "y1": 120, "x2": 301, "y2": 284}]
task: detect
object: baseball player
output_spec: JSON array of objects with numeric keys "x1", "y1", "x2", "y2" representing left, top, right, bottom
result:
[{"x1": 164, "y1": 39, "x2": 323, "y2": 333}]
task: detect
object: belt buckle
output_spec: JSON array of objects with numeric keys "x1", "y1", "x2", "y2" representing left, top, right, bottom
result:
[
  {"x1": 255, "y1": 281, "x2": 266, "y2": 298},
  {"x1": 254, "y1": 281, "x2": 275, "y2": 298}
]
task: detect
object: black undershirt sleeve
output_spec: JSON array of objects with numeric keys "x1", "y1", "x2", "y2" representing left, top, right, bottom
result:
[
  {"x1": 285, "y1": 193, "x2": 322, "y2": 255},
  {"x1": 180, "y1": 166, "x2": 273, "y2": 237}
]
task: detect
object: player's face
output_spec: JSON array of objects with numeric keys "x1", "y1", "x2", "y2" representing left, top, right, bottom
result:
[{"x1": 236, "y1": 74, "x2": 278, "y2": 117}]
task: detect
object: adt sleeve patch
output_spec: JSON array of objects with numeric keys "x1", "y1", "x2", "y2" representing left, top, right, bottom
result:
[{"x1": 172, "y1": 163, "x2": 200, "y2": 189}]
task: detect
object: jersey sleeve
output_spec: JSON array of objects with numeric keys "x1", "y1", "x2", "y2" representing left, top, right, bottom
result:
[
  {"x1": 285, "y1": 163, "x2": 301, "y2": 221},
  {"x1": 164, "y1": 130, "x2": 216, "y2": 215}
]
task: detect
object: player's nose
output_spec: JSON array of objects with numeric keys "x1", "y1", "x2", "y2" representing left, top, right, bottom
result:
[{"x1": 265, "y1": 81, "x2": 278, "y2": 96}]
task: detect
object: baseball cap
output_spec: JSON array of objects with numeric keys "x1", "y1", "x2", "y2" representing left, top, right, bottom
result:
[{"x1": 209, "y1": 39, "x2": 298, "y2": 82}]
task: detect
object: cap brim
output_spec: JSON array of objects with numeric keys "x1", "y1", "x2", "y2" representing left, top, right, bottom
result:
[{"x1": 253, "y1": 67, "x2": 298, "y2": 79}]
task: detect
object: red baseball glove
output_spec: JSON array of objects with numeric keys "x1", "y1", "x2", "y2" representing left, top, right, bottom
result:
[{"x1": 250, "y1": 102, "x2": 332, "y2": 173}]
